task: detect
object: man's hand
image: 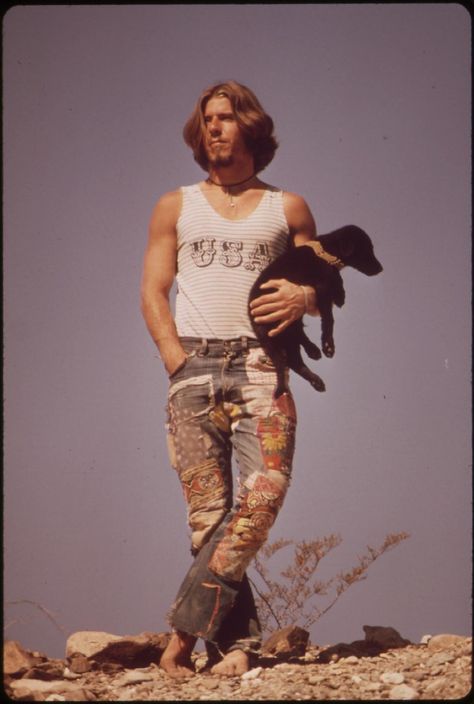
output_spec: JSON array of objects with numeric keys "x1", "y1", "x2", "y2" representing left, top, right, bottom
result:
[
  {"x1": 249, "y1": 279, "x2": 318, "y2": 337},
  {"x1": 161, "y1": 343, "x2": 188, "y2": 377}
]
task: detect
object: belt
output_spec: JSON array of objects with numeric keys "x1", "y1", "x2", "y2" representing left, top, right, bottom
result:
[{"x1": 179, "y1": 336, "x2": 261, "y2": 356}]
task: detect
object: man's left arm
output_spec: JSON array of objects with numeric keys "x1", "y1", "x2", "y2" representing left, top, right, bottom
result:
[{"x1": 249, "y1": 192, "x2": 318, "y2": 337}]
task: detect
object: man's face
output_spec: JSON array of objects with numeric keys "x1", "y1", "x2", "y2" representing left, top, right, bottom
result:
[{"x1": 203, "y1": 95, "x2": 251, "y2": 168}]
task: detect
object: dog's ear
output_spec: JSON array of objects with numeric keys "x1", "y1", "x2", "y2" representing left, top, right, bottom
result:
[{"x1": 338, "y1": 227, "x2": 357, "y2": 259}]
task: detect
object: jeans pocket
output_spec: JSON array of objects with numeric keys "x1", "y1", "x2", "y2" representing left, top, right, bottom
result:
[
  {"x1": 168, "y1": 357, "x2": 189, "y2": 379},
  {"x1": 168, "y1": 350, "x2": 198, "y2": 379}
]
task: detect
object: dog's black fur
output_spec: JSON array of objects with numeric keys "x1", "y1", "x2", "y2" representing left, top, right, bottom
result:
[{"x1": 248, "y1": 225, "x2": 383, "y2": 396}]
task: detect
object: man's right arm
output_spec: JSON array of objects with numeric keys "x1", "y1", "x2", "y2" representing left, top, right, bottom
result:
[{"x1": 140, "y1": 190, "x2": 187, "y2": 376}]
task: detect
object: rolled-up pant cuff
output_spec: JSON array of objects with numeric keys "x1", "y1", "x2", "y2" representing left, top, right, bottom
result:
[{"x1": 169, "y1": 534, "x2": 261, "y2": 653}]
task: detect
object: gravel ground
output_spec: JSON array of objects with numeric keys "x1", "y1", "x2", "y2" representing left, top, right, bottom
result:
[{"x1": 7, "y1": 636, "x2": 472, "y2": 701}]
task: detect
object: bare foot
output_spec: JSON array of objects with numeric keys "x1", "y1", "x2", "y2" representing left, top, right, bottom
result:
[
  {"x1": 210, "y1": 649, "x2": 250, "y2": 676},
  {"x1": 160, "y1": 630, "x2": 197, "y2": 679}
]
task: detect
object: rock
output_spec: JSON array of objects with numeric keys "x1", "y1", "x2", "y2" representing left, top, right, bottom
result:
[
  {"x1": 66, "y1": 631, "x2": 123, "y2": 659},
  {"x1": 67, "y1": 652, "x2": 92, "y2": 673},
  {"x1": 365, "y1": 681, "x2": 383, "y2": 692},
  {"x1": 100, "y1": 661, "x2": 124, "y2": 674},
  {"x1": 119, "y1": 669, "x2": 155, "y2": 685},
  {"x1": 62, "y1": 667, "x2": 82, "y2": 680},
  {"x1": 262, "y1": 626, "x2": 309, "y2": 657},
  {"x1": 341, "y1": 655, "x2": 359, "y2": 663},
  {"x1": 304, "y1": 650, "x2": 318, "y2": 663},
  {"x1": 9, "y1": 678, "x2": 93, "y2": 701},
  {"x1": 424, "y1": 677, "x2": 449, "y2": 693},
  {"x1": 317, "y1": 642, "x2": 367, "y2": 663},
  {"x1": 241, "y1": 666, "x2": 263, "y2": 680},
  {"x1": 326, "y1": 679, "x2": 341, "y2": 689},
  {"x1": 363, "y1": 625, "x2": 412, "y2": 649},
  {"x1": 307, "y1": 673, "x2": 323, "y2": 685},
  {"x1": 22, "y1": 663, "x2": 65, "y2": 681},
  {"x1": 427, "y1": 651, "x2": 455, "y2": 667},
  {"x1": 427, "y1": 633, "x2": 466, "y2": 650},
  {"x1": 420, "y1": 634, "x2": 432, "y2": 644},
  {"x1": 380, "y1": 671, "x2": 405, "y2": 685},
  {"x1": 389, "y1": 683, "x2": 419, "y2": 699},
  {"x1": 317, "y1": 625, "x2": 411, "y2": 663},
  {"x1": 3, "y1": 640, "x2": 41, "y2": 675},
  {"x1": 200, "y1": 677, "x2": 220, "y2": 689},
  {"x1": 33, "y1": 659, "x2": 66, "y2": 678},
  {"x1": 65, "y1": 630, "x2": 170, "y2": 666},
  {"x1": 65, "y1": 689, "x2": 96, "y2": 702}
]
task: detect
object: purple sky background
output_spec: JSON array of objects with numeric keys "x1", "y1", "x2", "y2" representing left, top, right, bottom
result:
[{"x1": 3, "y1": 4, "x2": 471, "y2": 658}]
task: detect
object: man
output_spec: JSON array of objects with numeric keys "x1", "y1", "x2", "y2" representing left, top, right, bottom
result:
[{"x1": 141, "y1": 81, "x2": 319, "y2": 677}]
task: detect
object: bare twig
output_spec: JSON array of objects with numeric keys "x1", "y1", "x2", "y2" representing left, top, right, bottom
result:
[
  {"x1": 247, "y1": 575, "x2": 283, "y2": 630},
  {"x1": 5, "y1": 599, "x2": 68, "y2": 635}
]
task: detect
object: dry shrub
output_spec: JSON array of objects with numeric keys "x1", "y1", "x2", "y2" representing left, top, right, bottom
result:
[{"x1": 250, "y1": 532, "x2": 410, "y2": 633}]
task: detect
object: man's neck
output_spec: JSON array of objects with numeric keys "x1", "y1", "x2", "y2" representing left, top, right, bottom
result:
[{"x1": 207, "y1": 164, "x2": 256, "y2": 188}]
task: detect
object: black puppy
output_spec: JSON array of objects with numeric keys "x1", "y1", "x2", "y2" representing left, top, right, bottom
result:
[{"x1": 248, "y1": 225, "x2": 383, "y2": 397}]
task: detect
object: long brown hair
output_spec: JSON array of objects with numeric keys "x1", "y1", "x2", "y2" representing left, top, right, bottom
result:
[{"x1": 182, "y1": 81, "x2": 278, "y2": 173}]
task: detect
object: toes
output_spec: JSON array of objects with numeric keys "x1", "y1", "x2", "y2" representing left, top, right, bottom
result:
[{"x1": 210, "y1": 651, "x2": 250, "y2": 677}]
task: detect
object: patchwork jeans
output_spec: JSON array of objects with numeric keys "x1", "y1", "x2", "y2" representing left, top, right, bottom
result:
[{"x1": 165, "y1": 336, "x2": 297, "y2": 655}]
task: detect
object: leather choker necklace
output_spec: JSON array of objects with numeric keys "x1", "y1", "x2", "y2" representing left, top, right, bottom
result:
[
  {"x1": 206, "y1": 174, "x2": 255, "y2": 189},
  {"x1": 206, "y1": 174, "x2": 256, "y2": 207}
]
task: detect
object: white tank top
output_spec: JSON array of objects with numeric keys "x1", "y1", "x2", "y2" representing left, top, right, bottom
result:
[{"x1": 175, "y1": 184, "x2": 290, "y2": 339}]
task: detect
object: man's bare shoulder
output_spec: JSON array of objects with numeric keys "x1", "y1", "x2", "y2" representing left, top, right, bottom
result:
[
  {"x1": 258, "y1": 182, "x2": 309, "y2": 208},
  {"x1": 281, "y1": 190, "x2": 317, "y2": 241},
  {"x1": 282, "y1": 190, "x2": 311, "y2": 211},
  {"x1": 150, "y1": 188, "x2": 183, "y2": 228},
  {"x1": 154, "y1": 188, "x2": 183, "y2": 212}
]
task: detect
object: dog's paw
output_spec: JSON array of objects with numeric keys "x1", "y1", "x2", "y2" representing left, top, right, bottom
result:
[
  {"x1": 323, "y1": 342, "x2": 335, "y2": 358},
  {"x1": 305, "y1": 343, "x2": 322, "y2": 360},
  {"x1": 310, "y1": 376, "x2": 326, "y2": 392}
]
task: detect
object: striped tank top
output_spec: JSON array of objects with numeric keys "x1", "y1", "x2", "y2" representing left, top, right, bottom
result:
[{"x1": 175, "y1": 183, "x2": 291, "y2": 339}]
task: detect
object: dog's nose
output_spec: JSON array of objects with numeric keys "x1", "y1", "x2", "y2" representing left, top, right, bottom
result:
[{"x1": 370, "y1": 261, "x2": 383, "y2": 275}]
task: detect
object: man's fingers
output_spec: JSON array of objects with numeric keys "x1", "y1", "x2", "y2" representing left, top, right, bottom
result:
[
  {"x1": 250, "y1": 279, "x2": 296, "y2": 310},
  {"x1": 249, "y1": 292, "x2": 280, "y2": 311},
  {"x1": 253, "y1": 309, "x2": 290, "y2": 324},
  {"x1": 251, "y1": 302, "x2": 284, "y2": 317},
  {"x1": 259, "y1": 279, "x2": 286, "y2": 289},
  {"x1": 268, "y1": 319, "x2": 291, "y2": 337},
  {"x1": 254, "y1": 309, "x2": 299, "y2": 325}
]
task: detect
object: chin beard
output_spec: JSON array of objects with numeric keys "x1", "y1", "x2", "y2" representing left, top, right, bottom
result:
[{"x1": 207, "y1": 152, "x2": 234, "y2": 168}]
